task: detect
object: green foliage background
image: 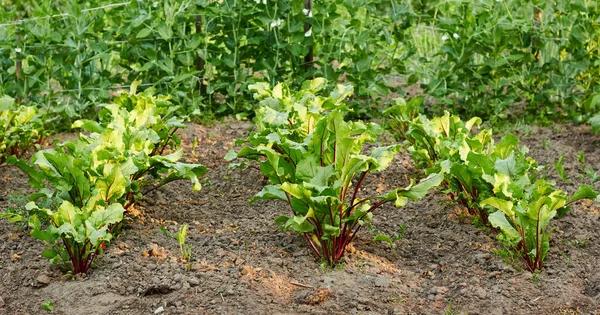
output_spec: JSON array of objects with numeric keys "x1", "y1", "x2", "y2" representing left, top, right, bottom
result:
[{"x1": 0, "y1": 0, "x2": 599, "y2": 126}]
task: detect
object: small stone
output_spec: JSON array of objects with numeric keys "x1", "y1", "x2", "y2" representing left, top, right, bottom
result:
[
  {"x1": 488, "y1": 271, "x2": 502, "y2": 279},
  {"x1": 428, "y1": 286, "x2": 448, "y2": 295},
  {"x1": 187, "y1": 277, "x2": 200, "y2": 286},
  {"x1": 154, "y1": 306, "x2": 165, "y2": 314},
  {"x1": 36, "y1": 275, "x2": 52, "y2": 286},
  {"x1": 0, "y1": 296, "x2": 5, "y2": 307}
]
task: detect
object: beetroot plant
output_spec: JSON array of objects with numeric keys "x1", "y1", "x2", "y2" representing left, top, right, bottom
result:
[
  {"x1": 227, "y1": 79, "x2": 443, "y2": 266},
  {"x1": 70, "y1": 83, "x2": 207, "y2": 209},
  {"x1": 6, "y1": 87, "x2": 206, "y2": 274},
  {"x1": 482, "y1": 183, "x2": 596, "y2": 271},
  {"x1": 11, "y1": 148, "x2": 128, "y2": 274}
]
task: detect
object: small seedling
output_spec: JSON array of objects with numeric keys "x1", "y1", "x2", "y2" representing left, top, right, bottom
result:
[
  {"x1": 542, "y1": 138, "x2": 550, "y2": 150},
  {"x1": 577, "y1": 151, "x2": 585, "y2": 168},
  {"x1": 177, "y1": 224, "x2": 192, "y2": 263},
  {"x1": 564, "y1": 238, "x2": 590, "y2": 248},
  {"x1": 585, "y1": 167, "x2": 600, "y2": 185},
  {"x1": 191, "y1": 137, "x2": 199, "y2": 160},
  {"x1": 42, "y1": 300, "x2": 54, "y2": 312},
  {"x1": 160, "y1": 224, "x2": 192, "y2": 265},
  {"x1": 553, "y1": 154, "x2": 569, "y2": 182},
  {"x1": 445, "y1": 298, "x2": 462, "y2": 315},
  {"x1": 0, "y1": 192, "x2": 34, "y2": 230},
  {"x1": 530, "y1": 270, "x2": 542, "y2": 284}
]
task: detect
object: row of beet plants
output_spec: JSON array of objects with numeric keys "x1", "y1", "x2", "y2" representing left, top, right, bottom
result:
[
  {"x1": 386, "y1": 100, "x2": 597, "y2": 271},
  {"x1": 226, "y1": 78, "x2": 443, "y2": 266},
  {"x1": 5, "y1": 83, "x2": 206, "y2": 274}
]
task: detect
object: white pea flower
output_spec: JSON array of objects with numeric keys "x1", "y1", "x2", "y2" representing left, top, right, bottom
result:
[
  {"x1": 255, "y1": 0, "x2": 266, "y2": 4},
  {"x1": 15, "y1": 47, "x2": 22, "y2": 53},
  {"x1": 303, "y1": 9, "x2": 312, "y2": 17},
  {"x1": 308, "y1": 11, "x2": 313, "y2": 17},
  {"x1": 453, "y1": 33, "x2": 459, "y2": 39},
  {"x1": 441, "y1": 34, "x2": 449, "y2": 42},
  {"x1": 270, "y1": 19, "x2": 283, "y2": 28},
  {"x1": 304, "y1": 28, "x2": 312, "y2": 37},
  {"x1": 153, "y1": 1, "x2": 158, "y2": 7}
]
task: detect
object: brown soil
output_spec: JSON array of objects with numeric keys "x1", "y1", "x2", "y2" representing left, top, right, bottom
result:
[{"x1": 0, "y1": 119, "x2": 598, "y2": 315}]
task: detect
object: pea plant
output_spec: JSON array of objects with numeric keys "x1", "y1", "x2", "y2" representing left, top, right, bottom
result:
[
  {"x1": 7, "y1": 87, "x2": 206, "y2": 274},
  {"x1": 227, "y1": 79, "x2": 442, "y2": 266},
  {"x1": 0, "y1": 95, "x2": 48, "y2": 165}
]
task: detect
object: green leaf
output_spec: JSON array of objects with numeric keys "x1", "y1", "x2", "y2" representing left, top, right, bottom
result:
[
  {"x1": 480, "y1": 197, "x2": 514, "y2": 217},
  {"x1": 72, "y1": 119, "x2": 104, "y2": 133},
  {"x1": 494, "y1": 134, "x2": 519, "y2": 159},
  {"x1": 404, "y1": 172, "x2": 445, "y2": 200},
  {"x1": 96, "y1": 164, "x2": 128, "y2": 203},
  {"x1": 89, "y1": 203, "x2": 125, "y2": 227},
  {"x1": 488, "y1": 211, "x2": 520, "y2": 241},
  {"x1": 57, "y1": 201, "x2": 80, "y2": 225},
  {"x1": 369, "y1": 145, "x2": 401, "y2": 171},
  {"x1": 373, "y1": 234, "x2": 394, "y2": 247},
  {"x1": 567, "y1": 184, "x2": 597, "y2": 204},
  {"x1": 250, "y1": 185, "x2": 288, "y2": 204},
  {"x1": 136, "y1": 28, "x2": 153, "y2": 39}
]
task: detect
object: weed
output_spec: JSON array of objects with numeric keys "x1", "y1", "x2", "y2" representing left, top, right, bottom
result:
[
  {"x1": 542, "y1": 138, "x2": 550, "y2": 150},
  {"x1": 564, "y1": 238, "x2": 590, "y2": 248},
  {"x1": 445, "y1": 298, "x2": 463, "y2": 315},
  {"x1": 530, "y1": 270, "x2": 542, "y2": 284}
]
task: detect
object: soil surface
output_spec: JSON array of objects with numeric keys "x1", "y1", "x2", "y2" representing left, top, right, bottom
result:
[{"x1": 0, "y1": 119, "x2": 599, "y2": 315}]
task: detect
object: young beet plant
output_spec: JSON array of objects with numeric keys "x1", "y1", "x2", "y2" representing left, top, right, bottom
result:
[
  {"x1": 70, "y1": 82, "x2": 207, "y2": 210},
  {"x1": 7, "y1": 87, "x2": 206, "y2": 274},
  {"x1": 227, "y1": 79, "x2": 443, "y2": 266},
  {"x1": 387, "y1": 106, "x2": 496, "y2": 224},
  {"x1": 13, "y1": 149, "x2": 128, "y2": 274},
  {"x1": 482, "y1": 183, "x2": 596, "y2": 271}
]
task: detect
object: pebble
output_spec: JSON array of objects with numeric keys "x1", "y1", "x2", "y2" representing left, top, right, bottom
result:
[
  {"x1": 154, "y1": 306, "x2": 164, "y2": 314},
  {"x1": 0, "y1": 296, "x2": 4, "y2": 307},
  {"x1": 188, "y1": 277, "x2": 200, "y2": 286},
  {"x1": 36, "y1": 275, "x2": 52, "y2": 286},
  {"x1": 428, "y1": 286, "x2": 448, "y2": 295}
]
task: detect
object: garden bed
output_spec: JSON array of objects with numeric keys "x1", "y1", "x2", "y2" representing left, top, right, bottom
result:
[{"x1": 0, "y1": 120, "x2": 598, "y2": 314}]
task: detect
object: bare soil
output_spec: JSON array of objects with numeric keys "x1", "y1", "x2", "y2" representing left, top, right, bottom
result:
[{"x1": 0, "y1": 119, "x2": 598, "y2": 314}]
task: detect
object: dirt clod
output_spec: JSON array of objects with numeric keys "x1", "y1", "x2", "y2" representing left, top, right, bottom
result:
[{"x1": 303, "y1": 288, "x2": 333, "y2": 305}]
